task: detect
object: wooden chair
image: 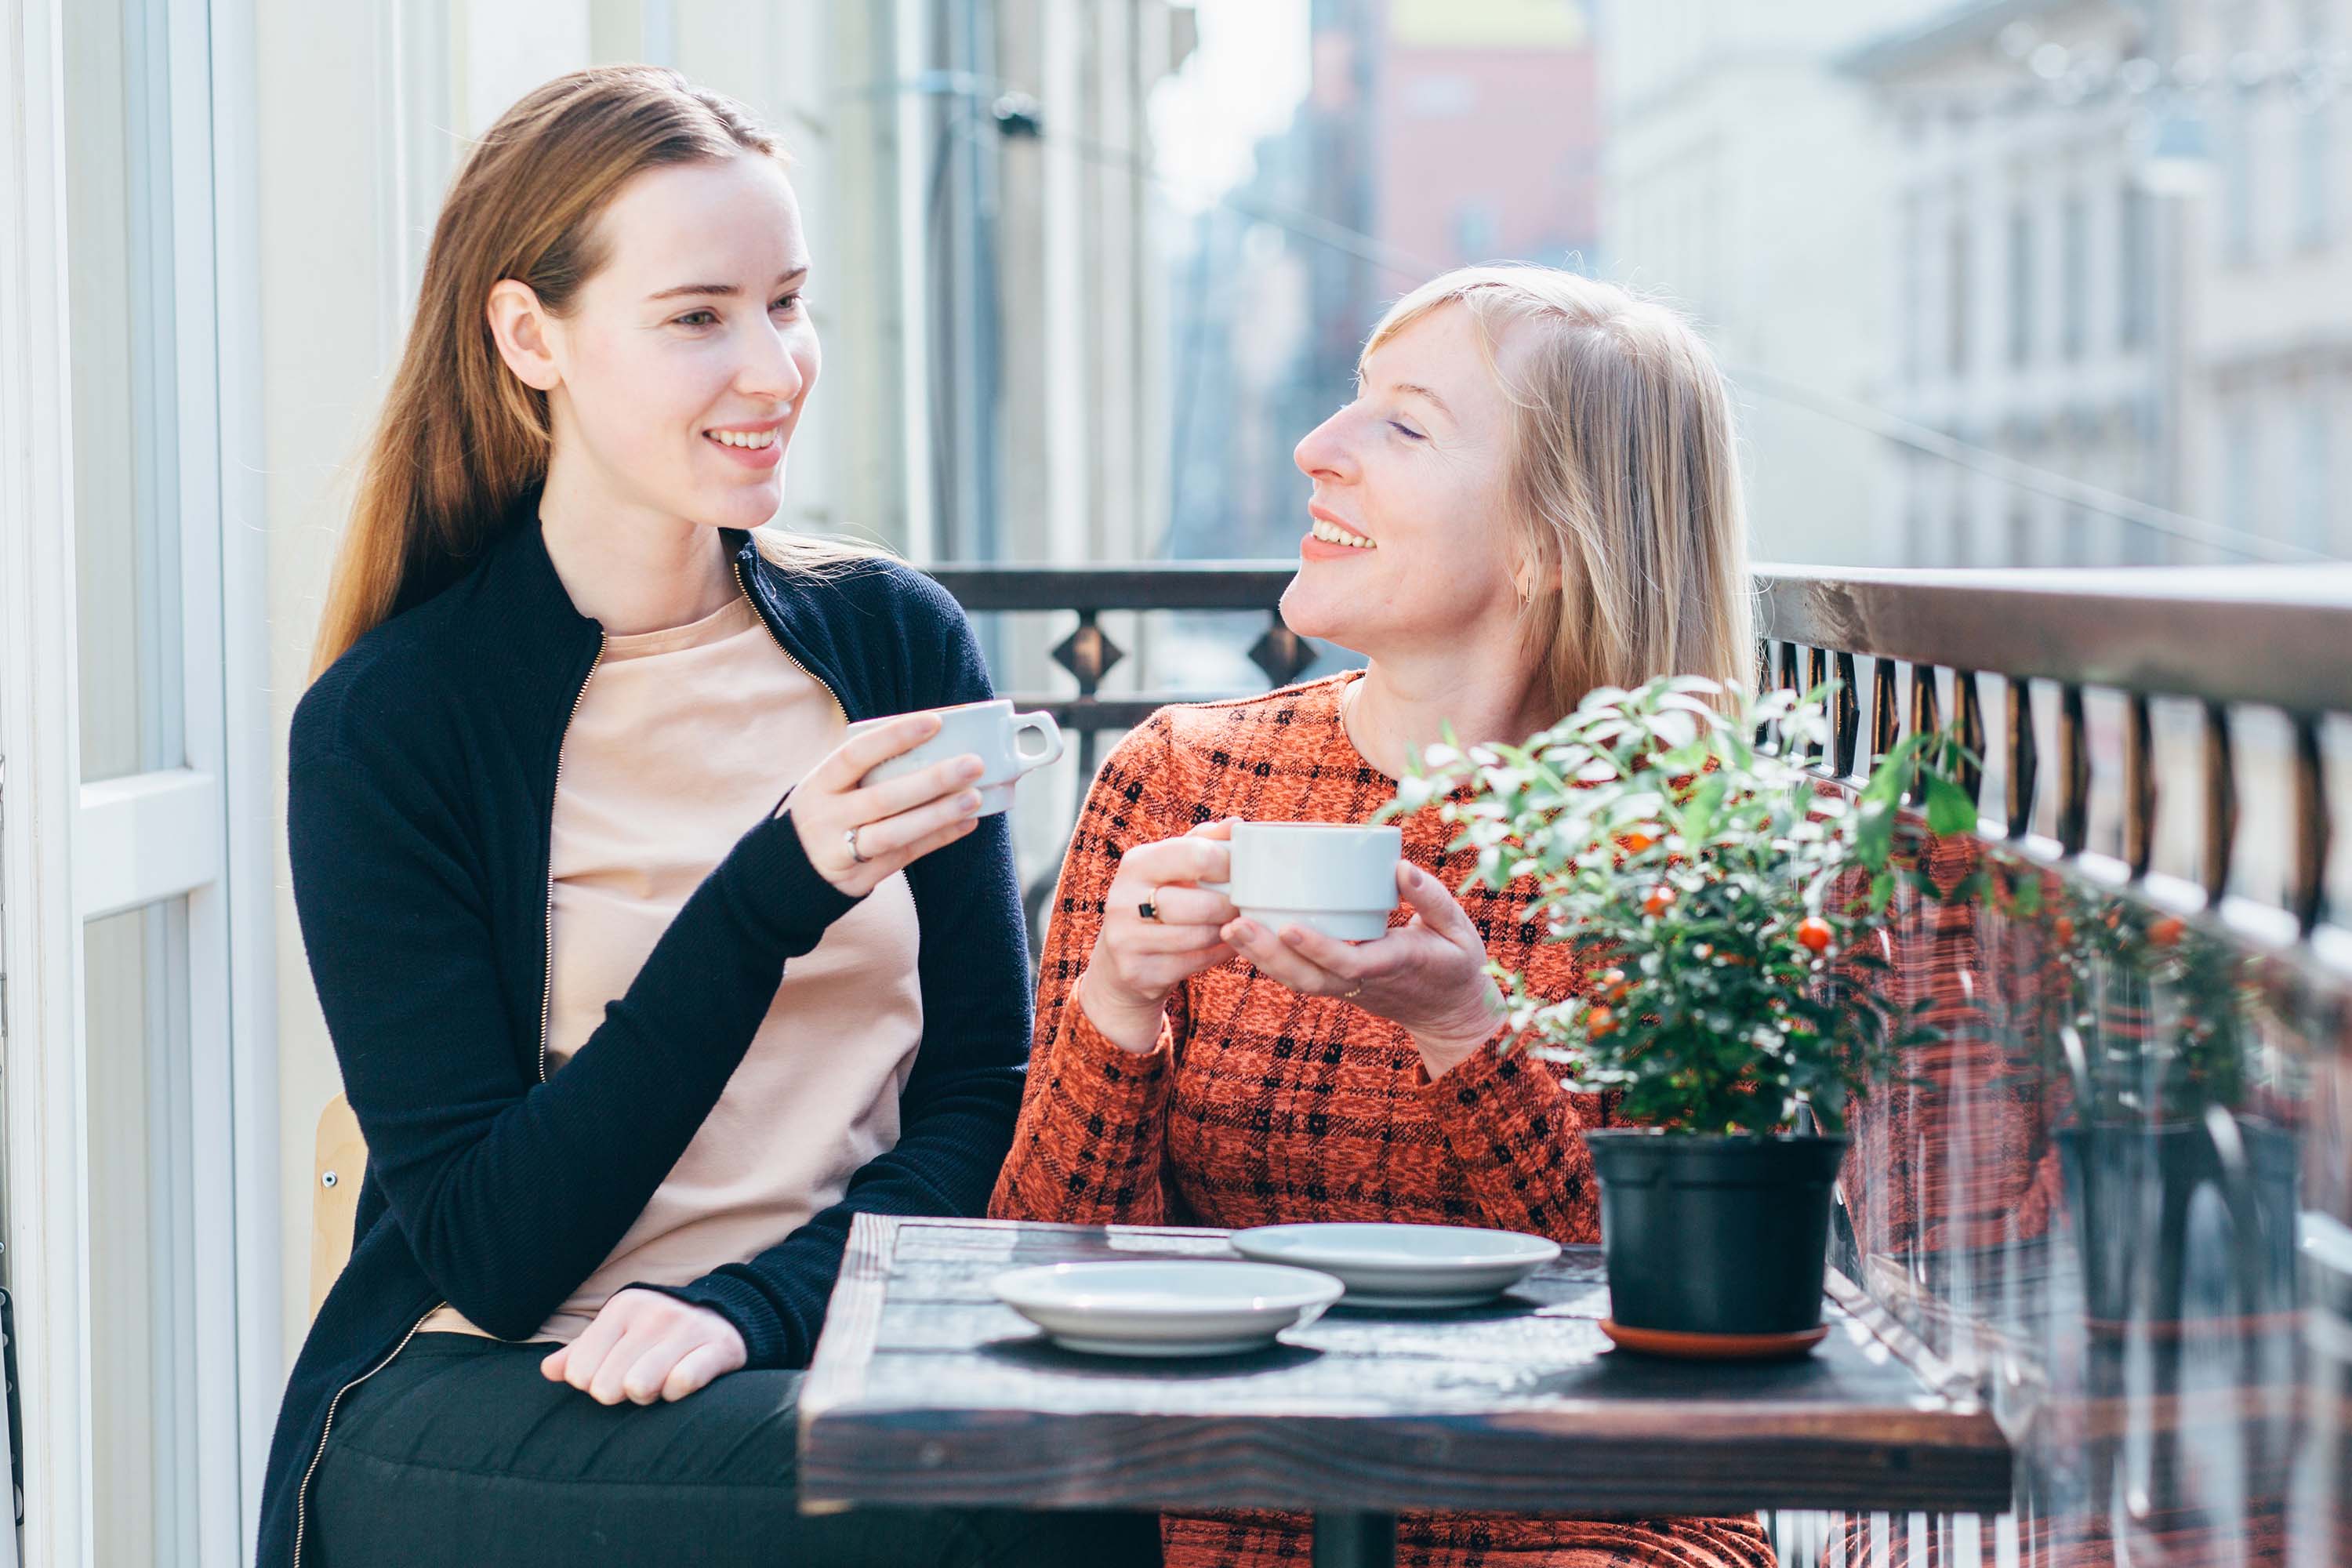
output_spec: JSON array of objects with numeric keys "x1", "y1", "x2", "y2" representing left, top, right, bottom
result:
[{"x1": 310, "y1": 1093, "x2": 366, "y2": 1320}]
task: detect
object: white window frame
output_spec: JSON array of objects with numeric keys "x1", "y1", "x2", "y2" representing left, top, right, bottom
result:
[{"x1": 0, "y1": 0, "x2": 278, "y2": 1562}]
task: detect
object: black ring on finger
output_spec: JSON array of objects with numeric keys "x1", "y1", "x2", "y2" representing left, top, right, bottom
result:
[{"x1": 1138, "y1": 887, "x2": 1161, "y2": 922}]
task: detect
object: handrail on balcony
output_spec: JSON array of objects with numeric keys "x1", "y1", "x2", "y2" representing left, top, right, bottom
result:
[{"x1": 929, "y1": 559, "x2": 2352, "y2": 954}]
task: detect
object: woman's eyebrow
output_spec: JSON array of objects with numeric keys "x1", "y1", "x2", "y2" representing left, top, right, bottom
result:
[
  {"x1": 1390, "y1": 381, "x2": 1453, "y2": 419},
  {"x1": 647, "y1": 267, "x2": 809, "y2": 303}
]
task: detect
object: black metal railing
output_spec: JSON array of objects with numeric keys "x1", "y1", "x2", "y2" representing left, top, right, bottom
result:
[
  {"x1": 1755, "y1": 563, "x2": 2351, "y2": 942},
  {"x1": 934, "y1": 560, "x2": 2352, "y2": 953}
]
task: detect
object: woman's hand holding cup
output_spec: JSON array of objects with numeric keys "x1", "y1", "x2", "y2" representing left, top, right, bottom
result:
[
  {"x1": 1078, "y1": 820, "x2": 1240, "y2": 1054},
  {"x1": 1221, "y1": 862, "x2": 1506, "y2": 1081},
  {"x1": 789, "y1": 713, "x2": 987, "y2": 897}
]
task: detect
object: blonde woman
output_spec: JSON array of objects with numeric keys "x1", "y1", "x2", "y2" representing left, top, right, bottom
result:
[
  {"x1": 265, "y1": 67, "x2": 1152, "y2": 1568},
  {"x1": 993, "y1": 267, "x2": 1773, "y2": 1568}
]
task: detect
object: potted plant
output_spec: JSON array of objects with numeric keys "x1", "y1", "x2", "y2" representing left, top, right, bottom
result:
[
  {"x1": 2042, "y1": 886, "x2": 2300, "y2": 1327},
  {"x1": 1405, "y1": 676, "x2": 1971, "y2": 1356}
]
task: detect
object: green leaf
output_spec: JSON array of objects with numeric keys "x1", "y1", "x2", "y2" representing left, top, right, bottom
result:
[{"x1": 1923, "y1": 771, "x2": 1977, "y2": 837}]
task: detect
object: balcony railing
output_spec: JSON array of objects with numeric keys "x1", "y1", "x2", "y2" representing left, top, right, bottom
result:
[
  {"x1": 935, "y1": 561, "x2": 2352, "y2": 952},
  {"x1": 931, "y1": 558, "x2": 2352, "y2": 1566}
]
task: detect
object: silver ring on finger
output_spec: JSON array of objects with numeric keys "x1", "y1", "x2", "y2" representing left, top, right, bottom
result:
[
  {"x1": 1138, "y1": 887, "x2": 1162, "y2": 922},
  {"x1": 846, "y1": 825, "x2": 873, "y2": 865}
]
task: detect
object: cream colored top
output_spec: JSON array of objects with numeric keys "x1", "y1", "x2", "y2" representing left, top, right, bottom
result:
[{"x1": 421, "y1": 594, "x2": 923, "y2": 1341}]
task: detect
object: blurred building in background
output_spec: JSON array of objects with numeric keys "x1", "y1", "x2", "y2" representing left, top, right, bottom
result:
[
  {"x1": 1838, "y1": 0, "x2": 2352, "y2": 570},
  {"x1": 2176, "y1": 0, "x2": 2352, "y2": 561},
  {"x1": 1160, "y1": 0, "x2": 1600, "y2": 562},
  {"x1": 1595, "y1": 0, "x2": 1938, "y2": 568},
  {"x1": 1845, "y1": 0, "x2": 2171, "y2": 569}
]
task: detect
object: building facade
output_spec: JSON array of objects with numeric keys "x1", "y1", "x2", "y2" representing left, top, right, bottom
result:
[
  {"x1": 2176, "y1": 0, "x2": 2352, "y2": 561},
  {"x1": 1842, "y1": 0, "x2": 2352, "y2": 569},
  {"x1": 1846, "y1": 0, "x2": 2176, "y2": 569},
  {"x1": 1594, "y1": 0, "x2": 1943, "y2": 567}
]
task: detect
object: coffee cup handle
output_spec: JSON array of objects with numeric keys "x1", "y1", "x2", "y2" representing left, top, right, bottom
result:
[
  {"x1": 1011, "y1": 710, "x2": 1065, "y2": 772},
  {"x1": 1199, "y1": 879, "x2": 1231, "y2": 898}
]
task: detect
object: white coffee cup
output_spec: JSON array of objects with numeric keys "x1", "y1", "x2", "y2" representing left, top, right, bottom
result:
[
  {"x1": 1203, "y1": 822, "x2": 1403, "y2": 942},
  {"x1": 845, "y1": 699, "x2": 1065, "y2": 817}
]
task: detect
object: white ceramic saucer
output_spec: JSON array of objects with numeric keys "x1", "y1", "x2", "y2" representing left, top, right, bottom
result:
[
  {"x1": 993, "y1": 1260, "x2": 1345, "y2": 1358},
  {"x1": 1229, "y1": 1222, "x2": 1562, "y2": 1308}
]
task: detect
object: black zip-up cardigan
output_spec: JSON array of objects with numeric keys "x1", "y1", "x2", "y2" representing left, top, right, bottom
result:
[{"x1": 257, "y1": 513, "x2": 1030, "y2": 1568}]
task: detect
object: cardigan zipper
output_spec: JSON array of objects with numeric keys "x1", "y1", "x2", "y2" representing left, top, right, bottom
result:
[
  {"x1": 736, "y1": 560, "x2": 848, "y2": 724},
  {"x1": 291, "y1": 1305, "x2": 434, "y2": 1567},
  {"x1": 293, "y1": 643, "x2": 601, "y2": 1568}
]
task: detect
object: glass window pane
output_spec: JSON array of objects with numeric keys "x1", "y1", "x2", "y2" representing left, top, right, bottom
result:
[
  {"x1": 84, "y1": 901, "x2": 198, "y2": 1568},
  {"x1": 64, "y1": 0, "x2": 184, "y2": 784}
]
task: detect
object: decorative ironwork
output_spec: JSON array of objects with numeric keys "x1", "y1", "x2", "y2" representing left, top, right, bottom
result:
[
  {"x1": 2005, "y1": 677, "x2": 2038, "y2": 841},
  {"x1": 920, "y1": 560, "x2": 2347, "y2": 954},
  {"x1": 2201, "y1": 702, "x2": 2236, "y2": 903},
  {"x1": 1907, "y1": 664, "x2": 1941, "y2": 804},
  {"x1": 1832, "y1": 652, "x2": 1860, "y2": 779},
  {"x1": 1869, "y1": 658, "x2": 1900, "y2": 766},
  {"x1": 2292, "y1": 715, "x2": 2332, "y2": 935},
  {"x1": 1249, "y1": 619, "x2": 1314, "y2": 688},
  {"x1": 1805, "y1": 647, "x2": 1830, "y2": 764},
  {"x1": 2123, "y1": 693, "x2": 2156, "y2": 880},
  {"x1": 1051, "y1": 613, "x2": 1123, "y2": 693},
  {"x1": 1953, "y1": 670, "x2": 1984, "y2": 807},
  {"x1": 2056, "y1": 684, "x2": 2089, "y2": 858}
]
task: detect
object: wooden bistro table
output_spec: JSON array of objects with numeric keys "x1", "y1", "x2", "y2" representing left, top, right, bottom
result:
[{"x1": 800, "y1": 1216, "x2": 2015, "y2": 1568}]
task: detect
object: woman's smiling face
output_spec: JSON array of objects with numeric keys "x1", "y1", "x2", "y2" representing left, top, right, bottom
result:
[
  {"x1": 536, "y1": 153, "x2": 818, "y2": 532},
  {"x1": 1280, "y1": 302, "x2": 1528, "y2": 661}
]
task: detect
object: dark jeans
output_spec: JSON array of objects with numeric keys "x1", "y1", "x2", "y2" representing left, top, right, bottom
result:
[{"x1": 310, "y1": 1333, "x2": 1160, "y2": 1568}]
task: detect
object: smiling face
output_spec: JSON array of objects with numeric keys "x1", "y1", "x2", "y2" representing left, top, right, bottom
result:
[
  {"x1": 533, "y1": 154, "x2": 817, "y2": 532},
  {"x1": 1281, "y1": 303, "x2": 1529, "y2": 662}
]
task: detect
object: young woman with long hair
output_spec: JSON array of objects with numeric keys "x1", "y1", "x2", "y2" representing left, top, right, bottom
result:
[
  {"x1": 260, "y1": 66, "x2": 1152, "y2": 1568},
  {"x1": 992, "y1": 266, "x2": 1776, "y2": 1567}
]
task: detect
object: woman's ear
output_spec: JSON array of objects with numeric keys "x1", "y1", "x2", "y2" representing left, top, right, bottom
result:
[
  {"x1": 1512, "y1": 552, "x2": 1572, "y2": 605},
  {"x1": 486, "y1": 279, "x2": 562, "y2": 392}
]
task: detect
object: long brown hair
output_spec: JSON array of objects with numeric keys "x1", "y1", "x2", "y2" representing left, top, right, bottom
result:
[
  {"x1": 311, "y1": 66, "x2": 870, "y2": 679},
  {"x1": 1363, "y1": 266, "x2": 1754, "y2": 721}
]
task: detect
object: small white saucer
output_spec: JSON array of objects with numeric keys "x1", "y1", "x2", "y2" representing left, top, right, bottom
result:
[
  {"x1": 1229, "y1": 1222, "x2": 1562, "y2": 1308},
  {"x1": 993, "y1": 1260, "x2": 1345, "y2": 1357}
]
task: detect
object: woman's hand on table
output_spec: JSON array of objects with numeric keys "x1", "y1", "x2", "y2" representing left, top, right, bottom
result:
[
  {"x1": 540, "y1": 1288, "x2": 746, "y2": 1405},
  {"x1": 788, "y1": 713, "x2": 987, "y2": 898},
  {"x1": 1222, "y1": 860, "x2": 1505, "y2": 1080},
  {"x1": 1076, "y1": 820, "x2": 1240, "y2": 1055}
]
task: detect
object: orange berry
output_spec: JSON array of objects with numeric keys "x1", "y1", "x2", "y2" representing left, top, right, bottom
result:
[
  {"x1": 1795, "y1": 916, "x2": 1834, "y2": 953},
  {"x1": 1587, "y1": 1005, "x2": 1617, "y2": 1037},
  {"x1": 1643, "y1": 885, "x2": 1676, "y2": 917},
  {"x1": 2147, "y1": 915, "x2": 2186, "y2": 948},
  {"x1": 1624, "y1": 827, "x2": 1660, "y2": 854},
  {"x1": 1599, "y1": 967, "x2": 1632, "y2": 1002},
  {"x1": 2052, "y1": 915, "x2": 2076, "y2": 946}
]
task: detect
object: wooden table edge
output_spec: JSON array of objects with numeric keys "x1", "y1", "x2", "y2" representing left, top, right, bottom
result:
[{"x1": 800, "y1": 1215, "x2": 2016, "y2": 1516}]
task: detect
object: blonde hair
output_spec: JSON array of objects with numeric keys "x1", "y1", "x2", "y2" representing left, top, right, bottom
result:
[
  {"x1": 310, "y1": 66, "x2": 878, "y2": 680},
  {"x1": 1362, "y1": 264, "x2": 1753, "y2": 720}
]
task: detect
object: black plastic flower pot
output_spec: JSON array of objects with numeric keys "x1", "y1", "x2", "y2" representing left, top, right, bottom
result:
[
  {"x1": 2056, "y1": 1114, "x2": 2299, "y2": 1328},
  {"x1": 1584, "y1": 1129, "x2": 1850, "y2": 1337}
]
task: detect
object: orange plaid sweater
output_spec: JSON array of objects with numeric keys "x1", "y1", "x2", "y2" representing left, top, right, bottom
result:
[{"x1": 989, "y1": 674, "x2": 1774, "y2": 1568}]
